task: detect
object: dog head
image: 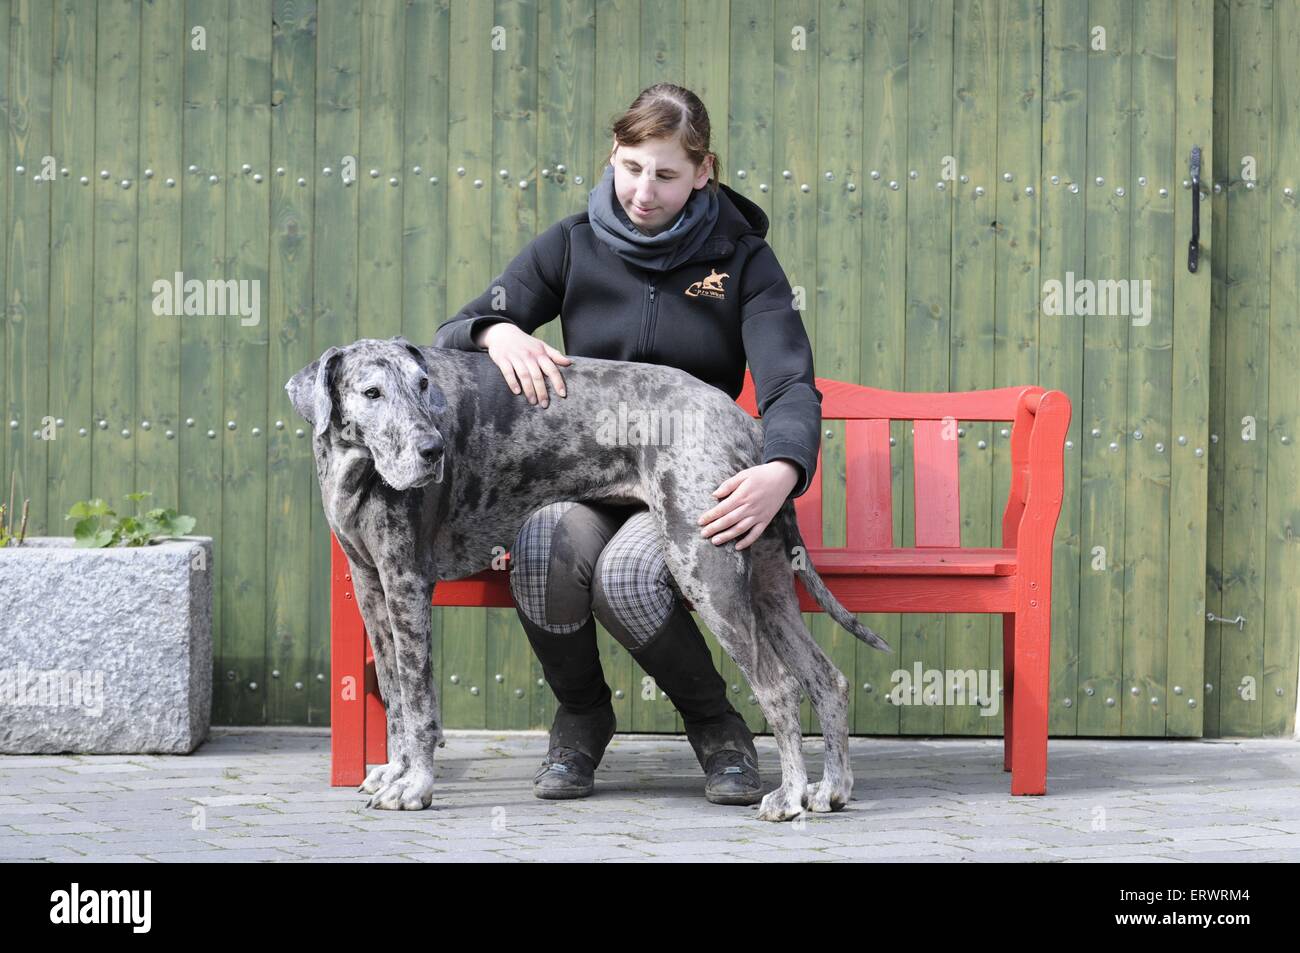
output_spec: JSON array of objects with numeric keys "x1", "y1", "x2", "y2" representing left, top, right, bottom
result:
[{"x1": 285, "y1": 336, "x2": 449, "y2": 491}]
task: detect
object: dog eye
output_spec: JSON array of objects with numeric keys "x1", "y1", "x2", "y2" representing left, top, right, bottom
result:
[
  {"x1": 419, "y1": 378, "x2": 429, "y2": 392},
  {"x1": 364, "y1": 387, "x2": 382, "y2": 399}
]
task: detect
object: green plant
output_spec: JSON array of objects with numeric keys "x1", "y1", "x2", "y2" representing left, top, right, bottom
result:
[
  {"x1": 65, "y1": 492, "x2": 197, "y2": 548},
  {"x1": 1, "y1": 470, "x2": 30, "y2": 548}
]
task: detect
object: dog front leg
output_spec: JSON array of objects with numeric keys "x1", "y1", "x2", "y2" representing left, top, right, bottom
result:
[
  {"x1": 365, "y1": 571, "x2": 443, "y2": 811},
  {"x1": 349, "y1": 564, "x2": 409, "y2": 795}
]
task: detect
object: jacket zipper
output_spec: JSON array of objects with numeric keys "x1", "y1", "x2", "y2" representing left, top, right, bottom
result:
[{"x1": 637, "y1": 277, "x2": 658, "y2": 360}]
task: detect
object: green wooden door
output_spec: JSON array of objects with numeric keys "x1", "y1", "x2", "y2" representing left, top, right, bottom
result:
[{"x1": 0, "y1": 1, "x2": 1235, "y2": 735}]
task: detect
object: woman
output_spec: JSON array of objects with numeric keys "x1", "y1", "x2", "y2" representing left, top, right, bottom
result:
[{"x1": 434, "y1": 83, "x2": 822, "y2": 806}]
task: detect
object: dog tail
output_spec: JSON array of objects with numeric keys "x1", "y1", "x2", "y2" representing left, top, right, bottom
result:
[{"x1": 775, "y1": 502, "x2": 893, "y2": 653}]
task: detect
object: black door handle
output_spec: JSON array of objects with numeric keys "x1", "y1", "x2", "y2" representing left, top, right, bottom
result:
[{"x1": 1189, "y1": 146, "x2": 1202, "y2": 273}]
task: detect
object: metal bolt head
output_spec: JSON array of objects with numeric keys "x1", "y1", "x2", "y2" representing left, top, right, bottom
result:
[
  {"x1": 253, "y1": 173, "x2": 263, "y2": 183},
  {"x1": 1155, "y1": 442, "x2": 1165, "y2": 452},
  {"x1": 1194, "y1": 447, "x2": 1204, "y2": 457},
  {"x1": 1245, "y1": 181, "x2": 1255, "y2": 191},
  {"x1": 473, "y1": 179, "x2": 483, "y2": 188},
  {"x1": 227, "y1": 420, "x2": 236, "y2": 430},
  {"x1": 1173, "y1": 685, "x2": 1182, "y2": 695},
  {"x1": 614, "y1": 689, "x2": 624, "y2": 699},
  {"x1": 494, "y1": 673, "x2": 503, "y2": 683},
  {"x1": 1000, "y1": 427, "x2": 1009, "y2": 437},
  {"x1": 1003, "y1": 172, "x2": 1013, "y2": 182},
  {"x1": 825, "y1": 170, "x2": 834, "y2": 180},
  {"x1": 1065, "y1": 440, "x2": 1074, "y2": 450},
  {"x1": 1091, "y1": 427, "x2": 1101, "y2": 437},
  {"x1": 909, "y1": 170, "x2": 918, "y2": 180},
  {"x1": 1158, "y1": 187, "x2": 1168, "y2": 197},
  {"x1": 783, "y1": 169, "x2": 792, "y2": 179},
  {"x1": 1050, "y1": 174, "x2": 1060, "y2": 185},
  {"x1": 961, "y1": 174, "x2": 970, "y2": 183},
  {"x1": 98, "y1": 419, "x2": 108, "y2": 430},
  {"x1": 456, "y1": 166, "x2": 466, "y2": 176},
  {"x1": 1106, "y1": 697, "x2": 1115, "y2": 707},
  {"x1": 100, "y1": 169, "x2": 111, "y2": 179},
  {"x1": 323, "y1": 166, "x2": 333, "y2": 176},
  {"x1": 800, "y1": 183, "x2": 810, "y2": 192},
  {"x1": 1095, "y1": 176, "x2": 1104, "y2": 186},
  {"x1": 1025, "y1": 186, "x2": 1034, "y2": 196},
  {"x1": 848, "y1": 182, "x2": 856, "y2": 191},
  {"x1": 272, "y1": 669, "x2": 281, "y2": 678},
  {"x1": 975, "y1": 186, "x2": 985, "y2": 196},
  {"x1": 297, "y1": 177, "x2": 306, "y2": 186},
  {"x1": 574, "y1": 175, "x2": 583, "y2": 184},
  {"x1": 249, "y1": 682, "x2": 258, "y2": 691},
  {"x1": 208, "y1": 174, "x2": 219, "y2": 183},
  {"x1": 555, "y1": 164, "x2": 566, "y2": 173},
  {"x1": 80, "y1": 176, "x2": 89, "y2": 185},
  {"x1": 470, "y1": 686, "x2": 479, "y2": 696},
  {"x1": 1109, "y1": 441, "x2": 1119, "y2": 452},
  {"x1": 1069, "y1": 183, "x2": 1079, "y2": 193},
  {"x1": 207, "y1": 430, "x2": 216, "y2": 438},
  {"x1": 889, "y1": 180, "x2": 899, "y2": 190},
  {"x1": 977, "y1": 439, "x2": 987, "y2": 449},
  {"x1": 1133, "y1": 430, "x2": 1142, "y2": 440},
  {"x1": 1178, "y1": 434, "x2": 1188, "y2": 445},
  {"x1": 1116, "y1": 186, "x2": 1125, "y2": 197},
  {"x1": 450, "y1": 674, "x2": 460, "y2": 684},
  {"x1": 242, "y1": 163, "x2": 252, "y2": 173},
  {"x1": 870, "y1": 170, "x2": 880, "y2": 180},
  {"x1": 1063, "y1": 698, "x2": 1072, "y2": 708},
  {"x1": 370, "y1": 168, "x2": 380, "y2": 178},
  {"x1": 937, "y1": 181, "x2": 946, "y2": 191},
  {"x1": 294, "y1": 681, "x2": 303, "y2": 690},
  {"x1": 1138, "y1": 176, "x2": 1147, "y2": 186}
]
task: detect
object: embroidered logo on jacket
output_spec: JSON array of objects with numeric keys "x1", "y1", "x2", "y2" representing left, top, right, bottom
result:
[{"x1": 684, "y1": 268, "x2": 730, "y2": 299}]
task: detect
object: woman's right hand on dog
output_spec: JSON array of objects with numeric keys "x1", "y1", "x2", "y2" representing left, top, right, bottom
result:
[{"x1": 474, "y1": 322, "x2": 572, "y2": 408}]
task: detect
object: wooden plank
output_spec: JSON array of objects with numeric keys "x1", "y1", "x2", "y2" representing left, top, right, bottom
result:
[
  {"x1": 800, "y1": 0, "x2": 863, "y2": 739},
  {"x1": 48, "y1": 0, "x2": 97, "y2": 530},
  {"x1": 0, "y1": 0, "x2": 9, "y2": 498},
  {"x1": 1077, "y1": 0, "x2": 1130, "y2": 736},
  {"x1": 401, "y1": 0, "x2": 450, "y2": 721},
  {"x1": 358, "y1": 0, "x2": 403, "y2": 343},
  {"x1": 220, "y1": 0, "x2": 271, "y2": 724},
  {"x1": 439, "y1": 0, "x2": 495, "y2": 729},
  {"x1": 240, "y1": 2, "x2": 307, "y2": 718},
  {"x1": 855, "y1": 0, "x2": 907, "y2": 735},
  {"x1": 310, "y1": 0, "x2": 361, "y2": 726},
  {"x1": 1167, "y1": 0, "x2": 1214, "y2": 737},
  {"x1": 135, "y1": 0, "x2": 183, "y2": 555},
  {"x1": 6, "y1": 1, "x2": 54, "y2": 533},
  {"x1": 91, "y1": 0, "x2": 140, "y2": 521},
  {"x1": 483, "y1": 0, "x2": 539, "y2": 731},
  {"x1": 899, "y1": 0, "x2": 953, "y2": 735},
  {"x1": 533, "y1": 0, "x2": 603, "y2": 731},
  {"x1": 946, "y1": 0, "x2": 1000, "y2": 738},
  {"x1": 1263, "y1": 0, "x2": 1300, "y2": 735},
  {"x1": 1219, "y1": 0, "x2": 1270, "y2": 736},
  {"x1": 723, "y1": 0, "x2": 783, "y2": 736},
  {"x1": 1203, "y1": 0, "x2": 1230, "y2": 737},
  {"x1": 1122, "y1": 0, "x2": 1175, "y2": 736},
  {"x1": 1039, "y1": 0, "x2": 1088, "y2": 738},
  {"x1": 266, "y1": 0, "x2": 317, "y2": 726},
  {"x1": 180, "y1": 0, "x2": 228, "y2": 719}
]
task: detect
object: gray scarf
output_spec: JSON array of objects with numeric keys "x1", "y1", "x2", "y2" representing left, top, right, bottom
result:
[{"x1": 586, "y1": 163, "x2": 720, "y2": 272}]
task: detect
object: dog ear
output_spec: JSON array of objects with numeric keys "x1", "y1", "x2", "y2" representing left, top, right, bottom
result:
[
  {"x1": 391, "y1": 334, "x2": 428, "y2": 369},
  {"x1": 285, "y1": 346, "x2": 343, "y2": 438}
]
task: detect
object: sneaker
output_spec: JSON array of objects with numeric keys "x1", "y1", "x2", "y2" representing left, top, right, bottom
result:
[{"x1": 533, "y1": 745, "x2": 597, "y2": 799}]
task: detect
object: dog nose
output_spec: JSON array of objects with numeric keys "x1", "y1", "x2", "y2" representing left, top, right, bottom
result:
[{"x1": 419, "y1": 437, "x2": 443, "y2": 462}]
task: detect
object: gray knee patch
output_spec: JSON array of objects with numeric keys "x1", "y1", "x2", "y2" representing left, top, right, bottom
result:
[{"x1": 591, "y1": 510, "x2": 678, "y2": 650}]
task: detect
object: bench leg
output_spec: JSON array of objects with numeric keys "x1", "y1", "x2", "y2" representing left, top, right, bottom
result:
[
  {"x1": 1001, "y1": 613, "x2": 1015, "y2": 773},
  {"x1": 1006, "y1": 608, "x2": 1049, "y2": 796},
  {"x1": 331, "y1": 534, "x2": 367, "y2": 787}
]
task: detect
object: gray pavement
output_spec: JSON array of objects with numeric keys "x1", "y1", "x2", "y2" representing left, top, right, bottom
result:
[{"x1": 1, "y1": 728, "x2": 1298, "y2": 862}]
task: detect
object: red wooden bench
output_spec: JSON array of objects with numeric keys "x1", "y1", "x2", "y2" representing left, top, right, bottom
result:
[{"x1": 330, "y1": 373, "x2": 1071, "y2": 797}]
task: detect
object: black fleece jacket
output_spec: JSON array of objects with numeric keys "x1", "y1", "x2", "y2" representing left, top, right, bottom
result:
[{"x1": 432, "y1": 183, "x2": 822, "y2": 500}]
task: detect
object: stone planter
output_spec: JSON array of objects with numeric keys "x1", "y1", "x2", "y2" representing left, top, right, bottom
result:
[{"x1": 0, "y1": 536, "x2": 212, "y2": 754}]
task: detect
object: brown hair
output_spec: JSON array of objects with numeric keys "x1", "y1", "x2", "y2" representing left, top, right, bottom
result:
[{"x1": 608, "y1": 83, "x2": 721, "y2": 196}]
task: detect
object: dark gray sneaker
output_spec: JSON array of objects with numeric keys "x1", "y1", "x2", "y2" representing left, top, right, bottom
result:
[
  {"x1": 702, "y1": 749, "x2": 763, "y2": 805},
  {"x1": 533, "y1": 745, "x2": 598, "y2": 799}
]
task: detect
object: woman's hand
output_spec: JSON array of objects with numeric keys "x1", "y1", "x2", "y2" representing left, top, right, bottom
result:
[
  {"x1": 697, "y1": 461, "x2": 800, "y2": 551},
  {"x1": 477, "y1": 322, "x2": 572, "y2": 408}
]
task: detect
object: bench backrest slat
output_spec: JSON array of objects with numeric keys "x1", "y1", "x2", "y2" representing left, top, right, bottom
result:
[
  {"x1": 912, "y1": 420, "x2": 961, "y2": 547},
  {"x1": 737, "y1": 374, "x2": 1045, "y2": 553},
  {"x1": 846, "y1": 419, "x2": 893, "y2": 548}
]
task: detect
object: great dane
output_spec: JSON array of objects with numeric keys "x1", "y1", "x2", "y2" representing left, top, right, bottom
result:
[{"x1": 286, "y1": 336, "x2": 892, "y2": 821}]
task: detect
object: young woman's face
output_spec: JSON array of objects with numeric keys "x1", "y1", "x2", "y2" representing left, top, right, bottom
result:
[{"x1": 609, "y1": 137, "x2": 712, "y2": 236}]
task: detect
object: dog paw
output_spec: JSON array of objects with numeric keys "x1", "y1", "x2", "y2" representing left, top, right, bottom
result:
[
  {"x1": 365, "y1": 765, "x2": 436, "y2": 810},
  {"x1": 801, "y1": 778, "x2": 849, "y2": 813},
  {"x1": 358, "y1": 756, "x2": 408, "y2": 795},
  {"x1": 756, "y1": 784, "x2": 806, "y2": 822}
]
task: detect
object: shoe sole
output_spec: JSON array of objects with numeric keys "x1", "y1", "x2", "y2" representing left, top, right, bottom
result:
[
  {"x1": 533, "y1": 784, "x2": 595, "y2": 800},
  {"x1": 705, "y1": 789, "x2": 764, "y2": 806}
]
